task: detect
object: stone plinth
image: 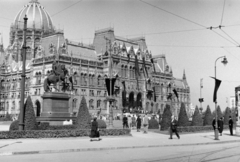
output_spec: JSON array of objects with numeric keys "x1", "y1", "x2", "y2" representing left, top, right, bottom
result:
[{"x1": 37, "y1": 92, "x2": 70, "y2": 125}]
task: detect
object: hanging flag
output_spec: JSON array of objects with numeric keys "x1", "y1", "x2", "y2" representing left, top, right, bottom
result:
[
  {"x1": 122, "y1": 81, "x2": 127, "y2": 108},
  {"x1": 211, "y1": 77, "x2": 221, "y2": 103},
  {"x1": 135, "y1": 55, "x2": 140, "y2": 90},
  {"x1": 150, "y1": 58, "x2": 156, "y2": 73},
  {"x1": 153, "y1": 87, "x2": 157, "y2": 102},
  {"x1": 142, "y1": 57, "x2": 148, "y2": 78},
  {"x1": 105, "y1": 78, "x2": 116, "y2": 96},
  {"x1": 173, "y1": 89, "x2": 178, "y2": 99}
]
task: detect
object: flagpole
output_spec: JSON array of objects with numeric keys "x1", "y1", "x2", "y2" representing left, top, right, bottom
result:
[
  {"x1": 214, "y1": 56, "x2": 228, "y2": 140},
  {"x1": 214, "y1": 60, "x2": 218, "y2": 140},
  {"x1": 200, "y1": 79, "x2": 202, "y2": 111}
]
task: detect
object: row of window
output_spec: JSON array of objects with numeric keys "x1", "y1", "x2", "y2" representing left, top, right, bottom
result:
[
  {"x1": 0, "y1": 92, "x2": 30, "y2": 99},
  {"x1": 72, "y1": 99, "x2": 118, "y2": 110}
]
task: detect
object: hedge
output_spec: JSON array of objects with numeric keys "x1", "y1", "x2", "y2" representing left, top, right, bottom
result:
[
  {"x1": 177, "y1": 124, "x2": 235, "y2": 133},
  {"x1": 75, "y1": 96, "x2": 91, "y2": 129},
  {"x1": 148, "y1": 119, "x2": 159, "y2": 129},
  {"x1": 97, "y1": 119, "x2": 107, "y2": 129},
  {"x1": 0, "y1": 129, "x2": 131, "y2": 139}
]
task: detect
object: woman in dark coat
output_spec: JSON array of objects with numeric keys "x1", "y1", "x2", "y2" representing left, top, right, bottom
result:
[
  {"x1": 90, "y1": 117, "x2": 101, "y2": 141},
  {"x1": 218, "y1": 117, "x2": 224, "y2": 136},
  {"x1": 136, "y1": 115, "x2": 142, "y2": 132}
]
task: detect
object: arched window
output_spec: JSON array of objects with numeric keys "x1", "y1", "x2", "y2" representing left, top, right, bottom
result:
[
  {"x1": 97, "y1": 75, "x2": 101, "y2": 86},
  {"x1": 91, "y1": 75, "x2": 95, "y2": 86},
  {"x1": 73, "y1": 99, "x2": 77, "y2": 109},
  {"x1": 124, "y1": 65, "x2": 128, "y2": 78},
  {"x1": 97, "y1": 100, "x2": 101, "y2": 108},
  {"x1": 121, "y1": 65, "x2": 124, "y2": 77},
  {"x1": 6, "y1": 102, "x2": 9, "y2": 112},
  {"x1": 89, "y1": 99, "x2": 94, "y2": 109},
  {"x1": 84, "y1": 74, "x2": 88, "y2": 86},
  {"x1": 129, "y1": 67, "x2": 132, "y2": 78},
  {"x1": 104, "y1": 100, "x2": 107, "y2": 109},
  {"x1": 12, "y1": 101, "x2": 15, "y2": 111},
  {"x1": 132, "y1": 67, "x2": 135, "y2": 79}
]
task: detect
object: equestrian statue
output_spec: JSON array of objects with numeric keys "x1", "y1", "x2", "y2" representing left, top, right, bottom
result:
[{"x1": 43, "y1": 60, "x2": 74, "y2": 92}]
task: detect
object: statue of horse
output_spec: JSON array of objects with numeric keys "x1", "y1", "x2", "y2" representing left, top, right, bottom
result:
[{"x1": 43, "y1": 63, "x2": 71, "y2": 92}]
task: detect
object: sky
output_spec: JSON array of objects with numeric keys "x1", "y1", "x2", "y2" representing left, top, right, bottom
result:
[{"x1": 1, "y1": 0, "x2": 240, "y2": 112}]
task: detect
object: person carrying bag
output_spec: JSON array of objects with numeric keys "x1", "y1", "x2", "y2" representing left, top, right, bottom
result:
[{"x1": 90, "y1": 117, "x2": 101, "y2": 141}]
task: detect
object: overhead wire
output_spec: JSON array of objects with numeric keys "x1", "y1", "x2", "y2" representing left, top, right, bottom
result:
[
  {"x1": 139, "y1": 0, "x2": 207, "y2": 28},
  {"x1": 211, "y1": 30, "x2": 238, "y2": 46},
  {"x1": 220, "y1": 0, "x2": 226, "y2": 25},
  {"x1": 147, "y1": 45, "x2": 235, "y2": 48},
  {"x1": 51, "y1": 0, "x2": 83, "y2": 17},
  {"x1": 220, "y1": 29, "x2": 240, "y2": 46},
  {"x1": 222, "y1": 47, "x2": 240, "y2": 62}
]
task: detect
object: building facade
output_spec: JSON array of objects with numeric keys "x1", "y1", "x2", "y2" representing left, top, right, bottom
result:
[{"x1": 0, "y1": 0, "x2": 191, "y2": 118}]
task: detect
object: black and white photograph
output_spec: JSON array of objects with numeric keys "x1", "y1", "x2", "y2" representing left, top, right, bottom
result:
[{"x1": 0, "y1": 0, "x2": 240, "y2": 161}]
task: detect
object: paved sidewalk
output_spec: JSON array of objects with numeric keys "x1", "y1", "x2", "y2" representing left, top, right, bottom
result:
[{"x1": 0, "y1": 129, "x2": 239, "y2": 156}]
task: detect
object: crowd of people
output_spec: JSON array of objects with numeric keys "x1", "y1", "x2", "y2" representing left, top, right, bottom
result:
[
  {"x1": 212, "y1": 116, "x2": 233, "y2": 136},
  {"x1": 89, "y1": 112, "x2": 235, "y2": 142}
]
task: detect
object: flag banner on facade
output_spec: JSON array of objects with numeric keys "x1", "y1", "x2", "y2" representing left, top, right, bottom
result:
[
  {"x1": 105, "y1": 78, "x2": 116, "y2": 96},
  {"x1": 150, "y1": 58, "x2": 156, "y2": 73},
  {"x1": 122, "y1": 81, "x2": 127, "y2": 107},
  {"x1": 173, "y1": 89, "x2": 178, "y2": 99},
  {"x1": 153, "y1": 87, "x2": 157, "y2": 102},
  {"x1": 135, "y1": 55, "x2": 140, "y2": 90},
  {"x1": 167, "y1": 93, "x2": 172, "y2": 100},
  {"x1": 210, "y1": 77, "x2": 221, "y2": 103},
  {"x1": 142, "y1": 57, "x2": 148, "y2": 78},
  {"x1": 127, "y1": 53, "x2": 130, "y2": 63}
]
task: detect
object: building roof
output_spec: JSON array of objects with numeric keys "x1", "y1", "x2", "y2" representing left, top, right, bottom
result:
[{"x1": 13, "y1": 0, "x2": 54, "y2": 32}]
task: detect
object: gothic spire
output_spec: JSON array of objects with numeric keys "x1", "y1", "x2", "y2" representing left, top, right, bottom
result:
[{"x1": 183, "y1": 69, "x2": 186, "y2": 80}]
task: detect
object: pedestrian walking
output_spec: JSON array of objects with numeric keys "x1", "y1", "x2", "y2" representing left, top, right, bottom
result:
[
  {"x1": 132, "y1": 114, "x2": 136, "y2": 129},
  {"x1": 169, "y1": 116, "x2": 180, "y2": 139},
  {"x1": 143, "y1": 114, "x2": 149, "y2": 134},
  {"x1": 212, "y1": 118, "x2": 216, "y2": 130},
  {"x1": 218, "y1": 117, "x2": 224, "y2": 136},
  {"x1": 122, "y1": 115, "x2": 128, "y2": 129},
  {"x1": 136, "y1": 115, "x2": 141, "y2": 132},
  {"x1": 90, "y1": 117, "x2": 101, "y2": 141},
  {"x1": 229, "y1": 116, "x2": 233, "y2": 135},
  {"x1": 128, "y1": 115, "x2": 132, "y2": 129}
]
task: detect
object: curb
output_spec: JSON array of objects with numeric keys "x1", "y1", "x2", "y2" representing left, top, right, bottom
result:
[{"x1": 1, "y1": 139, "x2": 240, "y2": 156}]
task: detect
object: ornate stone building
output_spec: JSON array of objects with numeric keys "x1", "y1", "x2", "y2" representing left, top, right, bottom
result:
[{"x1": 0, "y1": 0, "x2": 191, "y2": 118}]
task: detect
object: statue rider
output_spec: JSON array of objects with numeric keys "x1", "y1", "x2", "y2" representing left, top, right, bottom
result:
[{"x1": 52, "y1": 60, "x2": 62, "y2": 91}]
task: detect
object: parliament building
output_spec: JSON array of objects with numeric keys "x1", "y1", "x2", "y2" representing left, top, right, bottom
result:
[{"x1": 0, "y1": 0, "x2": 191, "y2": 119}]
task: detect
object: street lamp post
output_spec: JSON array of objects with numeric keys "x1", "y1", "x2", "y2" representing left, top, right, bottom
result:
[
  {"x1": 214, "y1": 56, "x2": 228, "y2": 140},
  {"x1": 19, "y1": 15, "x2": 28, "y2": 130}
]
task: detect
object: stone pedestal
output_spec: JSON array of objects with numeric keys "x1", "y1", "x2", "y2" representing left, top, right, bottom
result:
[{"x1": 37, "y1": 92, "x2": 71, "y2": 125}]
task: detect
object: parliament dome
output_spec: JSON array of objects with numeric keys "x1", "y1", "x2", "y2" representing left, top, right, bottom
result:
[{"x1": 13, "y1": 0, "x2": 54, "y2": 32}]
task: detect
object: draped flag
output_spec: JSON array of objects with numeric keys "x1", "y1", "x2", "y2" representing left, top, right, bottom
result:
[
  {"x1": 142, "y1": 57, "x2": 148, "y2": 78},
  {"x1": 173, "y1": 89, "x2": 178, "y2": 100},
  {"x1": 122, "y1": 81, "x2": 127, "y2": 108},
  {"x1": 105, "y1": 78, "x2": 116, "y2": 96},
  {"x1": 135, "y1": 55, "x2": 140, "y2": 90},
  {"x1": 210, "y1": 77, "x2": 221, "y2": 103},
  {"x1": 150, "y1": 58, "x2": 157, "y2": 102}
]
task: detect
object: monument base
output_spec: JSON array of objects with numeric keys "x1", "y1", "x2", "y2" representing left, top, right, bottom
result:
[{"x1": 39, "y1": 92, "x2": 71, "y2": 125}]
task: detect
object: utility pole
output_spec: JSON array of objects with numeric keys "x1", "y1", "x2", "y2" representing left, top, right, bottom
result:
[
  {"x1": 104, "y1": 37, "x2": 114, "y2": 128},
  {"x1": 199, "y1": 78, "x2": 203, "y2": 113},
  {"x1": 19, "y1": 15, "x2": 28, "y2": 131}
]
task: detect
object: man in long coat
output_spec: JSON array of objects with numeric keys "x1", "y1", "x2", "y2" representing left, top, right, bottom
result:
[
  {"x1": 169, "y1": 116, "x2": 180, "y2": 139},
  {"x1": 229, "y1": 116, "x2": 233, "y2": 135}
]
